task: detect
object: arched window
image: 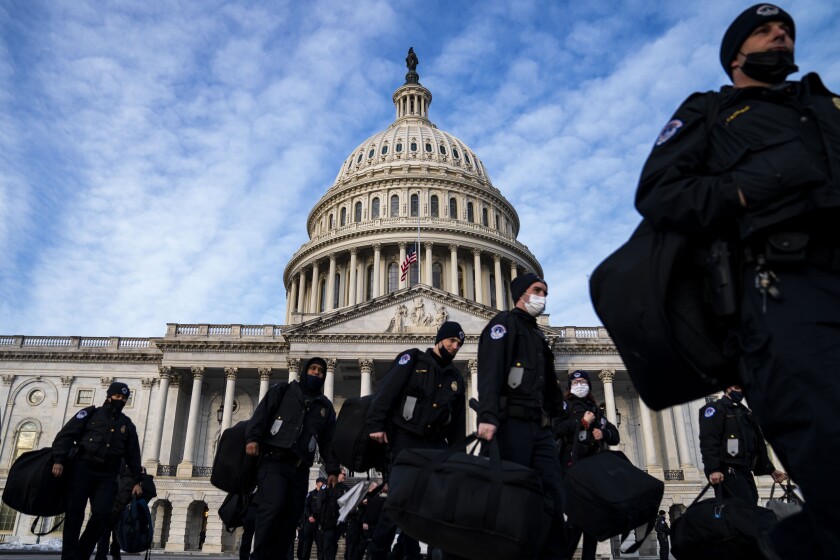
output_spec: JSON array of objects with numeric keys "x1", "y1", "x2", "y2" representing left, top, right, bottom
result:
[
  {"x1": 381, "y1": 144, "x2": 389, "y2": 155},
  {"x1": 465, "y1": 153, "x2": 471, "y2": 164},
  {"x1": 355, "y1": 201, "x2": 362, "y2": 223},
  {"x1": 366, "y1": 265, "x2": 375, "y2": 300},
  {"x1": 333, "y1": 273, "x2": 341, "y2": 308},
  {"x1": 319, "y1": 280, "x2": 326, "y2": 312},
  {"x1": 439, "y1": 145, "x2": 447, "y2": 155},
  {"x1": 449, "y1": 197, "x2": 457, "y2": 219},
  {"x1": 410, "y1": 194, "x2": 419, "y2": 217},
  {"x1": 409, "y1": 261, "x2": 419, "y2": 286},
  {"x1": 458, "y1": 266, "x2": 465, "y2": 297},
  {"x1": 489, "y1": 275, "x2": 497, "y2": 308},
  {"x1": 388, "y1": 263, "x2": 399, "y2": 293},
  {"x1": 430, "y1": 195, "x2": 439, "y2": 217},
  {"x1": 371, "y1": 198, "x2": 380, "y2": 219},
  {"x1": 13, "y1": 421, "x2": 38, "y2": 462},
  {"x1": 329, "y1": 214, "x2": 334, "y2": 229},
  {"x1": 433, "y1": 262, "x2": 443, "y2": 289},
  {"x1": 425, "y1": 142, "x2": 432, "y2": 153},
  {"x1": 396, "y1": 143, "x2": 403, "y2": 153},
  {"x1": 410, "y1": 141, "x2": 418, "y2": 152},
  {"x1": 495, "y1": 212, "x2": 501, "y2": 230},
  {"x1": 390, "y1": 195, "x2": 399, "y2": 217},
  {"x1": 467, "y1": 202, "x2": 474, "y2": 223},
  {"x1": 340, "y1": 207, "x2": 347, "y2": 227},
  {"x1": 482, "y1": 208, "x2": 489, "y2": 227}
]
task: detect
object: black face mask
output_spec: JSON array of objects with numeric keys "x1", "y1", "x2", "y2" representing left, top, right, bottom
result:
[
  {"x1": 436, "y1": 344, "x2": 456, "y2": 366},
  {"x1": 729, "y1": 390, "x2": 744, "y2": 403},
  {"x1": 106, "y1": 399, "x2": 126, "y2": 414},
  {"x1": 740, "y1": 50, "x2": 798, "y2": 84},
  {"x1": 300, "y1": 373, "x2": 325, "y2": 396}
]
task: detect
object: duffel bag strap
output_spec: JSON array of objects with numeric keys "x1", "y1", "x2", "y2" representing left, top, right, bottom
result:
[
  {"x1": 619, "y1": 517, "x2": 656, "y2": 555},
  {"x1": 30, "y1": 515, "x2": 64, "y2": 536}
]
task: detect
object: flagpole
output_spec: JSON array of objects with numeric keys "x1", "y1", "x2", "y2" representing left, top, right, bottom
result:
[{"x1": 416, "y1": 190, "x2": 421, "y2": 285}]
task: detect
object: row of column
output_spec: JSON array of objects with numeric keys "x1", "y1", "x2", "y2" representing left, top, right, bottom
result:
[{"x1": 289, "y1": 243, "x2": 523, "y2": 319}]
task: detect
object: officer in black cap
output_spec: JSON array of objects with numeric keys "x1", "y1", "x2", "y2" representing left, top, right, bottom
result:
[
  {"x1": 246, "y1": 357, "x2": 340, "y2": 560},
  {"x1": 654, "y1": 510, "x2": 670, "y2": 560},
  {"x1": 52, "y1": 381, "x2": 143, "y2": 560},
  {"x1": 365, "y1": 321, "x2": 467, "y2": 560},
  {"x1": 635, "y1": 4, "x2": 840, "y2": 558},
  {"x1": 476, "y1": 273, "x2": 568, "y2": 559},
  {"x1": 298, "y1": 477, "x2": 326, "y2": 560}
]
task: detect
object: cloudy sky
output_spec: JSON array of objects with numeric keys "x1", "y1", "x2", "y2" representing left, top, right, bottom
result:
[{"x1": 1, "y1": 0, "x2": 838, "y2": 337}]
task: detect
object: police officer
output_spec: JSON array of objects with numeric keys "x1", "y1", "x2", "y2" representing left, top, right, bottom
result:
[
  {"x1": 246, "y1": 357, "x2": 340, "y2": 560},
  {"x1": 298, "y1": 477, "x2": 325, "y2": 560},
  {"x1": 635, "y1": 4, "x2": 840, "y2": 557},
  {"x1": 366, "y1": 321, "x2": 467, "y2": 560},
  {"x1": 699, "y1": 385, "x2": 786, "y2": 505},
  {"x1": 654, "y1": 510, "x2": 670, "y2": 560},
  {"x1": 51, "y1": 382, "x2": 143, "y2": 560},
  {"x1": 476, "y1": 273, "x2": 568, "y2": 559},
  {"x1": 554, "y1": 370, "x2": 619, "y2": 560}
]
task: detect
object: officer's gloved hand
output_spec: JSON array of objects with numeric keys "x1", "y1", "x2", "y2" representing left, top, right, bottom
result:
[{"x1": 733, "y1": 155, "x2": 826, "y2": 208}]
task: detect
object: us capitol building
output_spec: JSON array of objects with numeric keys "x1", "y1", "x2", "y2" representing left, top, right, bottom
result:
[{"x1": 0, "y1": 51, "x2": 777, "y2": 558}]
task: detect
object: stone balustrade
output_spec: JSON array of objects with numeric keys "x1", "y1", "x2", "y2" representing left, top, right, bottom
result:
[{"x1": 0, "y1": 336, "x2": 151, "y2": 349}]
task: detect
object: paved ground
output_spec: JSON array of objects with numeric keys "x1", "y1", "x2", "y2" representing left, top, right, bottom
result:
[{"x1": 0, "y1": 554, "x2": 239, "y2": 559}]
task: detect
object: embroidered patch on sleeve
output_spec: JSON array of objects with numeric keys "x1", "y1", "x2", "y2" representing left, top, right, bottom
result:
[
  {"x1": 490, "y1": 324, "x2": 507, "y2": 340},
  {"x1": 704, "y1": 406, "x2": 716, "y2": 418},
  {"x1": 398, "y1": 354, "x2": 411, "y2": 365},
  {"x1": 76, "y1": 410, "x2": 88, "y2": 420},
  {"x1": 655, "y1": 119, "x2": 683, "y2": 146}
]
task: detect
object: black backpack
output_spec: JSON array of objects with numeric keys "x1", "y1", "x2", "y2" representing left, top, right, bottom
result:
[
  {"x1": 333, "y1": 395, "x2": 387, "y2": 472},
  {"x1": 2, "y1": 447, "x2": 67, "y2": 517},
  {"x1": 218, "y1": 492, "x2": 253, "y2": 533},
  {"x1": 115, "y1": 496, "x2": 154, "y2": 553},
  {"x1": 211, "y1": 420, "x2": 258, "y2": 494}
]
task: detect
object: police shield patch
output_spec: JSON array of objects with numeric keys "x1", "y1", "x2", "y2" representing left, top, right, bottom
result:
[
  {"x1": 451, "y1": 381, "x2": 458, "y2": 392},
  {"x1": 490, "y1": 324, "x2": 507, "y2": 340},
  {"x1": 704, "y1": 406, "x2": 716, "y2": 418},
  {"x1": 655, "y1": 119, "x2": 683, "y2": 146},
  {"x1": 76, "y1": 410, "x2": 88, "y2": 420},
  {"x1": 398, "y1": 354, "x2": 411, "y2": 365},
  {"x1": 756, "y1": 4, "x2": 780, "y2": 16}
]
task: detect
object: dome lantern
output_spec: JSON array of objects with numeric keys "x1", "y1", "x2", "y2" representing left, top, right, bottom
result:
[{"x1": 393, "y1": 47, "x2": 432, "y2": 122}]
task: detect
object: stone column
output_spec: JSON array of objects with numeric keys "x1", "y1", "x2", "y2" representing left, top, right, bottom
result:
[
  {"x1": 399, "y1": 242, "x2": 407, "y2": 289},
  {"x1": 493, "y1": 254, "x2": 504, "y2": 310},
  {"x1": 287, "y1": 279, "x2": 298, "y2": 323},
  {"x1": 326, "y1": 254, "x2": 337, "y2": 311},
  {"x1": 449, "y1": 244, "x2": 459, "y2": 295},
  {"x1": 348, "y1": 248, "x2": 358, "y2": 306},
  {"x1": 638, "y1": 394, "x2": 664, "y2": 478},
  {"x1": 297, "y1": 269, "x2": 307, "y2": 314},
  {"x1": 176, "y1": 367, "x2": 205, "y2": 478},
  {"x1": 288, "y1": 357, "x2": 301, "y2": 383},
  {"x1": 472, "y1": 248, "x2": 483, "y2": 304},
  {"x1": 359, "y1": 358, "x2": 373, "y2": 397},
  {"x1": 145, "y1": 366, "x2": 172, "y2": 470},
  {"x1": 373, "y1": 244, "x2": 382, "y2": 298},
  {"x1": 0, "y1": 374, "x2": 15, "y2": 452},
  {"x1": 598, "y1": 369, "x2": 618, "y2": 450},
  {"x1": 258, "y1": 367, "x2": 272, "y2": 402},
  {"x1": 673, "y1": 403, "x2": 701, "y2": 479},
  {"x1": 424, "y1": 242, "x2": 433, "y2": 285},
  {"x1": 310, "y1": 260, "x2": 320, "y2": 312},
  {"x1": 325, "y1": 359, "x2": 337, "y2": 403},
  {"x1": 509, "y1": 262, "x2": 518, "y2": 308},
  {"x1": 221, "y1": 367, "x2": 237, "y2": 431},
  {"x1": 468, "y1": 359, "x2": 478, "y2": 434}
]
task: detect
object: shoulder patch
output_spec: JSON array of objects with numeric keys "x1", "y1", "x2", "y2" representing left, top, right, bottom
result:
[
  {"x1": 490, "y1": 324, "x2": 507, "y2": 340},
  {"x1": 704, "y1": 406, "x2": 716, "y2": 418},
  {"x1": 655, "y1": 119, "x2": 683, "y2": 146},
  {"x1": 75, "y1": 410, "x2": 88, "y2": 420},
  {"x1": 833, "y1": 97, "x2": 840, "y2": 111},
  {"x1": 450, "y1": 381, "x2": 458, "y2": 392},
  {"x1": 398, "y1": 353, "x2": 411, "y2": 365},
  {"x1": 563, "y1": 401, "x2": 568, "y2": 411}
]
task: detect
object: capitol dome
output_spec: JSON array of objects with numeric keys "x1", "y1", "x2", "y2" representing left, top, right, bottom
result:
[{"x1": 283, "y1": 49, "x2": 543, "y2": 323}]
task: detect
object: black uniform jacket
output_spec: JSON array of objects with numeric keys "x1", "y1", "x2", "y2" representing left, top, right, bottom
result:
[
  {"x1": 52, "y1": 403, "x2": 143, "y2": 481},
  {"x1": 698, "y1": 395, "x2": 774, "y2": 478},
  {"x1": 655, "y1": 515, "x2": 670, "y2": 537},
  {"x1": 636, "y1": 73, "x2": 840, "y2": 240},
  {"x1": 554, "y1": 396, "x2": 620, "y2": 466},
  {"x1": 246, "y1": 380, "x2": 340, "y2": 475},
  {"x1": 366, "y1": 348, "x2": 466, "y2": 444},
  {"x1": 477, "y1": 308, "x2": 566, "y2": 427}
]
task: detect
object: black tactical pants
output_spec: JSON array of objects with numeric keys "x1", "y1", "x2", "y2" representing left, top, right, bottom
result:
[
  {"x1": 497, "y1": 418, "x2": 567, "y2": 560},
  {"x1": 738, "y1": 262, "x2": 840, "y2": 558},
  {"x1": 251, "y1": 454, "x2": 309, "y2": 560},
  {"x1": 718, "y1": 465, "x2": 758, "y2": 505},
  {"x1": 297, "y1": 518, "x2": 317, "y2": 560},
  {"x1": 62, "y1": 461, "x2": 119, "y2": 560},
  {"x1": 657, "y1": 535, "x2": 669, "y2": 560}
]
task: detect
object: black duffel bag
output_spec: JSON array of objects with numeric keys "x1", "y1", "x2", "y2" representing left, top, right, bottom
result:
[
  {"x1": 384, "y1": 434, "x2": 551, "y2": 560},
  {"x1": 218, "y1": 492, "x2": 253, "y2": 533},
  {"x1": 2, "y1": 447, "x2": 67, "y2": 516},
  {"x1": 671, "y1": 483, "x2": 777, "y2": 560},
  {"x1": 211, "y1": 420, "x2": 258, "y2": 494},
  {"x1": 564, "y1": 450, "x2": 664, "y2": 552},
  {"x1": 334, "y1": 395, "x2": 387, "y2": 472}
]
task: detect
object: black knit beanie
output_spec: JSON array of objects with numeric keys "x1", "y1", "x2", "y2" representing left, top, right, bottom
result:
[
  {"x1": 720, "y1": 4, "x2": 795, "y2": 78},
  {"x1": 510, "y1": 273, "x2": 545, "y2": 304},
  {"x1": 435, "y1": 321, "x2": 465, "y2": 344}
]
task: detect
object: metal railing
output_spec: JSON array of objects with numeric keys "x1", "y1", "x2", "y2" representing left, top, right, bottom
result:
[
  {"x1": 156, "y1": 465, "x2": 177, "y2": 477},
  {"x1": 192, "y1": 466, "x2": 213, "y2": 478},
  {"x1": 664, "y1": 470, "x2": 685, "y2": 481}
]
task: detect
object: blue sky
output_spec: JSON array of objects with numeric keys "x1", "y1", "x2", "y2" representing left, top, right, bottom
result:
[{"x1": 1, "y1": 0, "x2": 838, "y2": 336}]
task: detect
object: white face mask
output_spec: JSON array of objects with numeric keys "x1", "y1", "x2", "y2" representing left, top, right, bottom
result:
[
  {"x1": 570, "y1": 384, "x2": 590, "y2": 398},
  {"x1": 524, "y1": 294, "x2": 546, "y2": 317}
]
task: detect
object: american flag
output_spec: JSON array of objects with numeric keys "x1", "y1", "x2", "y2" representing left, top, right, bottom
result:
[{"x1": 400, "y1": 245, "x2": 417, "y2": 281}]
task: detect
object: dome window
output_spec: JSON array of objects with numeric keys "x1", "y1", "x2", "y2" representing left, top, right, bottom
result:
[
  {"x1": 410, "y1": 142, "x2": 418, "y2": 152},
  {"x1": 355, "y1": 201, "x2": 363, "y2": 222},
  {"x1": 396, "y1": 143, "x2": 403, "y2": 153},
  {"x1": 439, "y1": 145, "x2": 447, "y2": 155},
  {"x1": 425, "y1": 143, "x2": 432, "y2": 153},
  {"x1": 340, "y1": 207, "x2": 347, "y2": 226},
  {"x1": 368, "y1": 149, "x2": 375, "y2": 159},
  {"x1": 449, "y1": 197, "x2": 458, "y2": 219},
  {"x1": 357, "y1": 153, "x2": 363, "y2": 163},
  {"x1": 430, "y1": 195, "x2": 439, "y2": 217},
  {"x1": 464, "y1": 153, "x2": 471, "y2": 164},
  {"x1": 371, "y1": 198, "x2": 380, "y2": 219},
  {"x1": 453, "y1": 148, "x2": 460, "y2": 159},
  {"x1": 467, "y1": 202, "x2": 475, "y2": 223},
  {"x1": 381, "y1": 145, "x2": 389, "y2": 155}
]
